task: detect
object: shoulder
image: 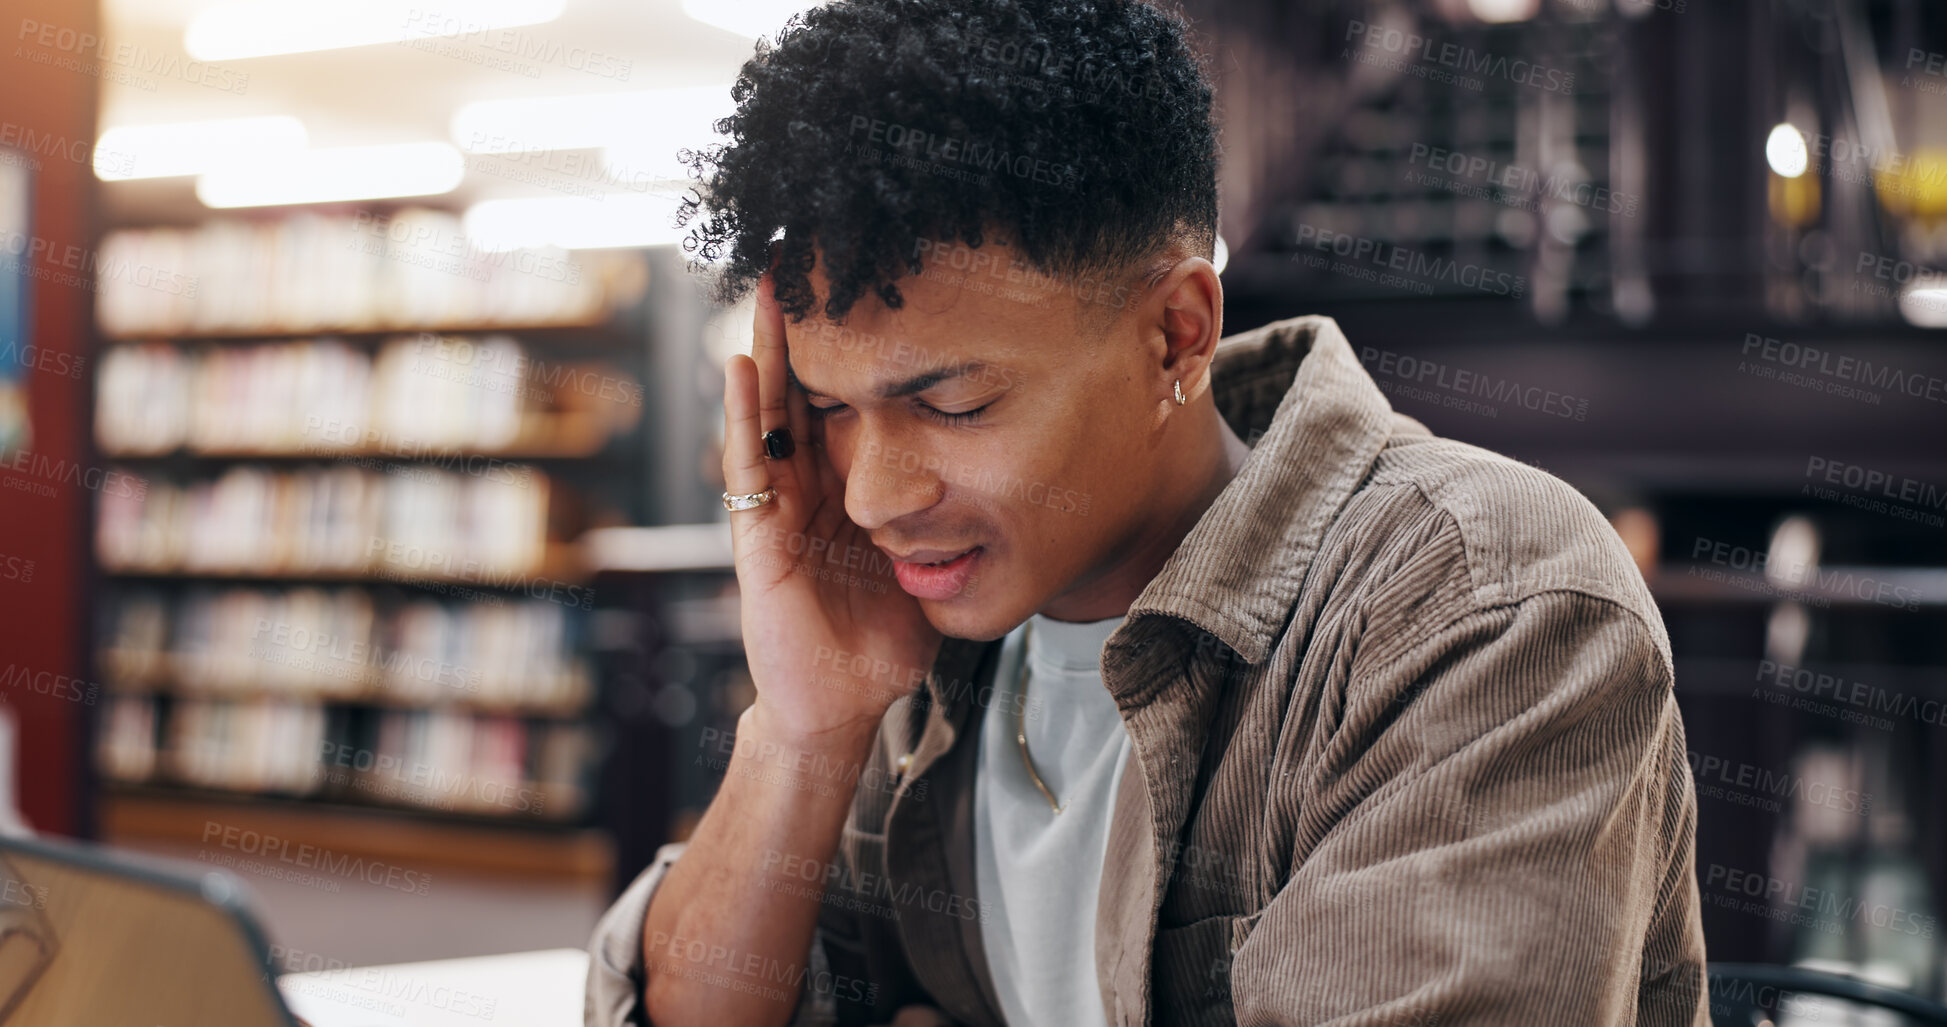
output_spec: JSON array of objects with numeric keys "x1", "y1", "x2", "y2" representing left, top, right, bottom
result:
[{"x1": 1326, "y1": 422, "x2": 1669, "y2": 667}]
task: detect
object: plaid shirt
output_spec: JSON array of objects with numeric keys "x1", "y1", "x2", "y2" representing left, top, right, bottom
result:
[{"x1": 586, "y1": 315, "x2": 1710, "y2": 1026}]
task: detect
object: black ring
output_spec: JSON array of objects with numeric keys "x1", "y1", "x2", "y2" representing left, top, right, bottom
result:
[{"x1": 762, "y1": 428, "x2": 796, "y2": 460}]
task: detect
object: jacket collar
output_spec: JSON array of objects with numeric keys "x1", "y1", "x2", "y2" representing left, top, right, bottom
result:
[{"x1": 1114, "y1": 314, "x2": 1397, "y2": 667}]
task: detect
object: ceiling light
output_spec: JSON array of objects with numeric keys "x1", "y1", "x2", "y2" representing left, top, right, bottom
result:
[
  {"x1": 95, "y1": 116, "x2": 307, "y2": 181},
  {"x1": 185, "y1": 0, "x2": 566, "y2": 60},
  {"x1": 682, "y1": 0, "x2": 826, "y2": 39},
  {"x1": 454, "y1": 86, "x2": 734, "y2": 156},
  {"x1": 196, "y1": 142, "x2": 465, "y2": 207},
  {"x1": 601, "y1": 103, "x2": 738, "y2": 185},
  {"x1": 463, "y1": 194, "x2": 689, "y2": 250},
  {"x1": 1766, "y1": 123, "x2": 1809, "y2": 179}
]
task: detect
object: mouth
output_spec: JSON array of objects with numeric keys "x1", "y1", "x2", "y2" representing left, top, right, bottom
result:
[
  {"x1": 888, "y1": 545, "x2": 983, "y2": 600},
  {"x1": 887, "y1": 546, "x2": 974, "y2": 564}
]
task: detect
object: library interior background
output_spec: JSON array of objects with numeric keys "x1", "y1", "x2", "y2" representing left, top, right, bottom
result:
[{"x1": 7, "y1": 0, "x2": 1947, "y2": 1014}]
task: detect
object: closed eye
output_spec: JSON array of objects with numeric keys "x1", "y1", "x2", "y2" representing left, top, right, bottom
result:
[
  {"x1": 918, "y1": 400, "x2": 993, "y2": 425},
  {"x1": 808, "y1": 400, "x2": 994, "y2": 425}
]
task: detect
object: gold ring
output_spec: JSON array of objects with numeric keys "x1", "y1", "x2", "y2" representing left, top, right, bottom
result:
[{"x1": 722, "y1": 487, "x2": 777, "y2": 512}]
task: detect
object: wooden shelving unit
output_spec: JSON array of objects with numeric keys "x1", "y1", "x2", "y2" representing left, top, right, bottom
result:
[
  {"x1": 98, "y1": 543, "x2": 591, "y2": 585},
  {"x1": 87, "y1": 213, "x2": 654, "y2": 879},
  {"x1": 98, "y1": 675, "x2": 591, "y2": 720},
  {"x1": 99, "y1": 787, "x2": 615, "y2": 884}
]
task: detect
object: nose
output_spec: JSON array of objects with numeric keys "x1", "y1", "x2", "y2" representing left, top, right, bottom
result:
[{"x1": 836, "y1": 424, "x2": 945, "y2": 532}]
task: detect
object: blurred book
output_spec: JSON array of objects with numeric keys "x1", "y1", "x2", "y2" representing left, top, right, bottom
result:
[
  {"x1": 97, "y1": 335, "x2": 641, "y2": 458},
  {"x1": 97, "y1": 464, "x2": 558, "y2": 579},
  {"x1": 102, "y1": 587, "x2": 592, "y2": 713},
  {"x1": 95, "y1": 210, "x2": 648, "y2": 337}
]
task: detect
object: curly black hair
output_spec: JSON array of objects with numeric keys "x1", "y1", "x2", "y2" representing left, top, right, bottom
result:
[{"x1": 677, "y1": 0, "x2": 1219, "y2": 322}]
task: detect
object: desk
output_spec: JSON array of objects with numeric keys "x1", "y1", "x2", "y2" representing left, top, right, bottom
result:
[{"x1": 279, "y1": 948, "x2": 588, "y2": 1027}]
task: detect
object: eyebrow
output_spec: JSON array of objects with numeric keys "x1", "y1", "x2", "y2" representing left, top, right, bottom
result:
[{"x1": 787, "y1": 359, "x2": 995, "y2": 401}]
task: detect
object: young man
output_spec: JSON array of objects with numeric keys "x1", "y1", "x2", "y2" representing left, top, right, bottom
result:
[{"x1": 587, "y1": 1, "x2": 1708, "y2": 1024}]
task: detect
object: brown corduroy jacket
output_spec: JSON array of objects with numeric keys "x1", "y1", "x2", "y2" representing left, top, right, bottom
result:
[{"x1": 585, "y1": 315, "x2": 1711, "y2": 1027}]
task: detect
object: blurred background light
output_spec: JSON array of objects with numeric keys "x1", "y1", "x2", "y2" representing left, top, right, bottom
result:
[
  {"x1": 185, "y1": 0, "x2": 568, "y2": 60},
  {"x1": 1898, "y1": 281, "x2": 1947, "y2": 328},
  {"x1": 463, "y1": 193, "x2": 689, "y2": 250},
  {"x1": 94, "y1": 115, "x2": 307, "y2": 181},
  {"x1": 1766, "y1": 122, "x2": 1810, "y2": 178},
  {"x1": 1764, "y1": 514, "x2": 1821, "y2": 588},
  {"x1": 1467, "y1": 0, "x2": 1542, "y2": 23},
  {"x1": 195, "y1": 141, "x2": 465, "y2": 207},
  {"x1": 453, "y1": 86, "x2": 734, "y2": 159}
]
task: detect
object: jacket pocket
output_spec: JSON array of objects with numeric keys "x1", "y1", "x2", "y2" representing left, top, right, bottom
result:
[{"x1": 1147, "y1": 912, "x2": 1261, "y2": 1027}]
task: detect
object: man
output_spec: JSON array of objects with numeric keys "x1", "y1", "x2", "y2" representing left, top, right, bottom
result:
[{"x1": 587, "y1": 1, "x2": 1708, "y2": 1024}]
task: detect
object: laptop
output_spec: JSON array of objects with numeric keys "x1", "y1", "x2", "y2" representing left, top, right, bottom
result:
[{"x1": 0, "y1": 831, "x2": 302, "y2": 1026}]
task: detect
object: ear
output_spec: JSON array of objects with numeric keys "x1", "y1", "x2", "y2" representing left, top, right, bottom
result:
[{"x1": 1146, "y1": 256, "x2": 1223, "y2": 404}]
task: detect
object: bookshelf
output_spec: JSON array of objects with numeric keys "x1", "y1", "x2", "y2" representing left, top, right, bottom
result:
[{"x1": 88, "y1": 209, "x2": 654, "y2": 877}]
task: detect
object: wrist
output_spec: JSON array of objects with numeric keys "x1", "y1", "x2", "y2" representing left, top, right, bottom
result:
[{"x1": 741, "y1": 696, "x2": 884, "y2": 758}]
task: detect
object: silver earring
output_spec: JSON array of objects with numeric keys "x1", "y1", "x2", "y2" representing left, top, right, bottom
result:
[{"x1": 1173, "y1": 379, "x2": 1187, "y2": 405}]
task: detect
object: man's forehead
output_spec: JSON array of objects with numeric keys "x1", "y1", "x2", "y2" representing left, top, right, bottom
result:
[{"x1": 785, "y1": 316, "x2": 1000, "y2": 395}]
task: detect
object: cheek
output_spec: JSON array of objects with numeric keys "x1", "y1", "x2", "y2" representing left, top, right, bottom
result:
[
  {"x1": 1041, "y1": 391, "x2": 1132, "y2": 484},
  {"x1": 928, "y1": 448, "x2": 1006, "y2": 516},
  {"x1": 949, "y1": 442, "x2": 1091, "y2": 530}
]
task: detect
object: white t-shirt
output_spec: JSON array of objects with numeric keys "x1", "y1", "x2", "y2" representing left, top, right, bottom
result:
[{"x1": 972, "y1": 612, "x2": 1133, "y2": 1027}]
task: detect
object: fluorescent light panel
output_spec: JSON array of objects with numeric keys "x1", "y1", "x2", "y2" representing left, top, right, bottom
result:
[
  {"x1": 454, "y1": 86, "x2": 734, "y2": 156},
  {"x1": 196, "y1": 142, "x2": 465, "y2": 208},
  {"x1": 95, "y1": 115, "x2": 307, "y2": 181},
  {"x1": 464, "y1": 194, "x2": 688, "y2": 251},
  {"x1": 185, "y1": 0, "x2": 566, "y2": 60}
]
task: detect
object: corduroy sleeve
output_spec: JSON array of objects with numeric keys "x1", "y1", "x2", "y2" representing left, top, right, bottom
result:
[
  {"x1": 582, "y1": 842, "x2": 839, "y2": 1027},
  {"x1": 1228, "y1": 590, "x2": 1709, "y2": 1026}
]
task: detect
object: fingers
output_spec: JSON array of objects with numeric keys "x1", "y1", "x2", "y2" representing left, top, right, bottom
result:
[
  {"x1": 721, "y1": 353, "x2": 769, "y2": 500},
  {"x1": 783, "y1": 347, "x2": 817, "y2": 503},
  {"x1": 725, "y1": 273, "x2": 798, "y2": 506},
  {"x1": 752, "y1": 274, "x2": 790, "y2": 438}
]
